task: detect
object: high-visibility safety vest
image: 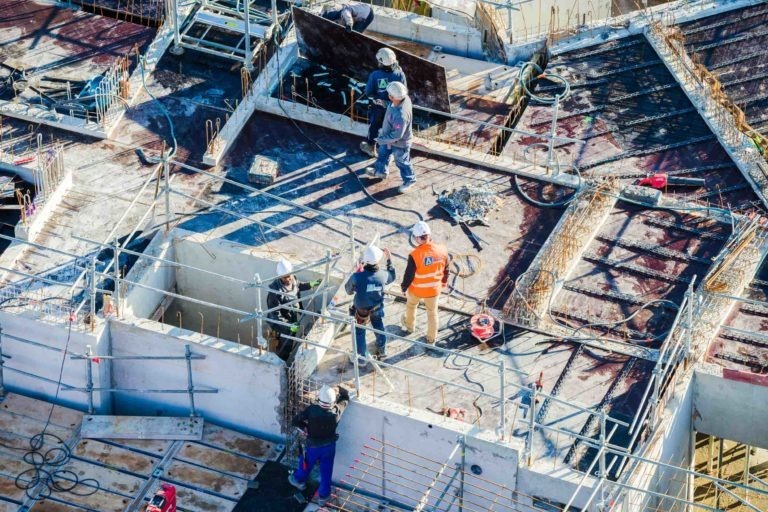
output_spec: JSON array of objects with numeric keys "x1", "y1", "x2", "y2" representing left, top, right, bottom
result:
[{"x1": 409, "y1": 242, "x2": 448, "y2": 298}]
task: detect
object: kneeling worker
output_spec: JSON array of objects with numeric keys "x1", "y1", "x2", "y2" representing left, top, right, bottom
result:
[
  {"x1": 345, "y1": 244, "x2": 395, "y2": 359},
  {"x1": 321, "y1": 2, "x2": 374, "y2": 33},
  {"x1": 289, "y1": 385, "x2": 351, "y2": 506}
]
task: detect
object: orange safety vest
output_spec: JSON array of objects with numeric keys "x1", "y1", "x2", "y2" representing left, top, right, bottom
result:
[{"x1": 408, "y1": 242, "x2": 448, "y2": 298}]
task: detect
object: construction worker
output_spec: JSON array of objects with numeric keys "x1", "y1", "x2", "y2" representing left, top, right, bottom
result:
[
  {"x1": 267, "y1": 259, "x2": 321, "y2": 361},
  {"x1": 360, "y1": 48, "x2": 408, "y2": 158},
  {"x1": 289, "y1": 384, "x2": 351, "y2": 506},
  {"x1": 364, "y1": 81, "x2": 416, "y2": 194},
  {"x1": 345, "y1": 244, "x2": 395, "y2": 360},
  {"x1": 400, "y1": 221, "x2": 449, "y2": 346},
  {"x1": 321, "y1": 2, "x2": 374, "y2": 33}
]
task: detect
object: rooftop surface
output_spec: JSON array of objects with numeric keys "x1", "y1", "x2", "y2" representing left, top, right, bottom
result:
[{"x1": 1, "y1": 1, "x2": 768, "y2": 510}]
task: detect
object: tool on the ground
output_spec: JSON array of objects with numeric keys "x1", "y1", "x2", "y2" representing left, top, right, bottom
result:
[
  {"x1": 470, "y1": 313, "x2": 496, "y2": 341},
  {"x1": 145, "y1": 483, "x2": 176, "y2": 512},
  {"x1": 637, "y1": 173, "x2": 705, "y2": 189}
]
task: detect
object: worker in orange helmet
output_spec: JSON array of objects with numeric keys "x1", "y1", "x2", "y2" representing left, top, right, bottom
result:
[{"x1": 400, "y1": 221, "x2": 450, "y2": 348}]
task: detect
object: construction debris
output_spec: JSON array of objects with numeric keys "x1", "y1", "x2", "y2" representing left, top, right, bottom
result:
[{"x1": 435, "y1": 184, "x2": 502, "y2": 225}]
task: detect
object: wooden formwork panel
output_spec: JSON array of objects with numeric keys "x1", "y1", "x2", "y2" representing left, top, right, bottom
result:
[
  {"x1": 200, "y1": 423, "x2": 280, "y2": 461},
  {"x1": 165, "y1": 460, "x2": 249, "y2": 499},
  {"x1": 72, "y1": 439, "x2": 160, "y2": 475},
  {"x1": 176, "y1": 442, "x2": 263, "y2": 480},
  {"x1": 0, "y1": 500, "x2": 22, "y2": 512},
  {"x1": 293, "y1": 7, "x2": 451, "y2": 113},
  {"x1": 0, "y1": 395, "x2": 83, "y2": 429},
  {"x1": 153, "y1": 483, "x2": 238, "y2": 512},
  {"x1": 52, "y1": 459, "x2": 145, "y2": 510},
  {"x1": 107, "y1": 438, "x2": 175, "y2": 456},
  {"x1": 0, "y1": 410, "x2": 73, "y2": 441},
  {"x1": 29, "y1": 499, "x2": 88, "y2": 511}
]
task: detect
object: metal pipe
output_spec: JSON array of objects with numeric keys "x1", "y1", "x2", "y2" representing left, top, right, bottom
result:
[
  {"x1": 85, "y1": 344, "x2": 94, "y2": 414},
  {"x1": 526, "y1": 384, "x2": 536, "y2": 466},
  {"x1": 716, "y1": 437, "x2": 724, "y2": 510},
  {"x1": 498, "y1": 359, "x2": 506, "y2": 440},
  {"x1": 350, "y1": 315, "x2": 361, "y2": 396},
  {"x1": 164, "y1": 152, "x2": 172, "y2": 232},
  {"x1": 254, "y1": 273, "x2": 267, "y2": 350},
  {"x1": 113, "y1": 237, "x2": 121, "y2": 318},
  {"x1": 0, "y1": 325, "x2": 5, "y2": 398},
  {"x1": 89, "y1": 257, "x2": 97, "y2": 333},
  {"x1": 185, "y1": 344, "x2": 197, "y2": 416}
]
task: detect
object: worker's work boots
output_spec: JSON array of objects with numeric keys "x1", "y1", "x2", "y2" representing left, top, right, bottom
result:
[
  {"x1": 288, "y1": 474, "x2": 306, "y2": 491},
  {"x1": 360, "y1": 141, "x2": 377, "y2": 157}
]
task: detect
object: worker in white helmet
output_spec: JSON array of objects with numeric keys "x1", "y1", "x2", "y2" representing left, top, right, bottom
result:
[
  {"x1": 401, "y1": 221, "x2": 449, "y2": 347},
  {"x1": 267, "y1": 259, "x2": 322, "y2": 361},
  {"x1": 321, "y1": 2, "x2": 374, "y2": 33},
  {"x1": 345, "y1": 244, "x2": 395, "y2": 360},
  {"x1": 289, "y1": 384, "x2": 351, "y2": 507},
  {"x1": 360, "y1": 48, "x2": 408, "y2": 158},
  {"x1": 364, "y1": 81, "x2": 416, "y2": 194}
]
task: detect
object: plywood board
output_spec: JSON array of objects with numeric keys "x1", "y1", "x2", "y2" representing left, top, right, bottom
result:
[
  {"x1": 176, "y1": 443, "x2": 263, "y2": 479},
  {"x1": 0, "y1": 395, "x2": 83, "y2": 429},
  {"x1": 72, "y1": 439, "x2": 159, "y2": 475},
  {"x1": 293, "y1": 7, "x2": 451, "y2": 112},
  {"x1": 158, "y1": 483, "x2": 237, "y2": 512},
  {"x1": 165, "y1": 460, "x2": 249, "y2": 499},
  {"x1": 80, "y1": 416, "x2": 203, "y2": 440},
  {"x1": 200, "y1": 424, "x2": 281, "y2": 461}
]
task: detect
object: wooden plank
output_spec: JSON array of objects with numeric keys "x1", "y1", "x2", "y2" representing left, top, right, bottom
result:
[
  {"x1": 0, "y1": 410, "x2": 74, "y2": 441},
  {"x1": 293, "y1": 7, "x2": 451, "y2": 113},
  {"x1": 31, "y1": 498, "x2": 91, "y2": 510},
  {"x1": 200, "y1": 424, "x2": 281, "y2": 461},
  {"x1": 72, "y1": 439, "x2": 159, "y2": 475},
  {"x1": 53, "y1": 459, "x2": 145, "y2": 511},
  {"x1": 80, "y1": 416, "x2": 203, "y2": 440},
  {"x1": 137, "y1": 482, "x2": 237, "y2": 512},
  {"x1": 0, "y1": 394, "x2": 83, "y2": 430},
  {"x1": 175, "y1": 443, "x2": 263, "y2": 480},
  {"x1": 0, "y1": 500, "x2": 23, "y2": 512},
  {"x1": 164, "y1": 460, "x2": 249, "y2": 499}
]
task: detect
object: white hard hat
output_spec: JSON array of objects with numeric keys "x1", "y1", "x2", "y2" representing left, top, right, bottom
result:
[
  {"x1": 318, "y1": 385, "x2": 336, "y2": 407},
  {"x1": 411, "y1": 221, "x2": 431, "y2": 237},
  {"x1": 363, "y1": 245, "x2": 384, "y2": 265},
  {"x1": 376, "y1": 48, "x2": 397, "y2": 67},
  {"x1": 386, "y1": 81, "x2": 408, "y2": 100},
  {"x1": 276, "y1": 259, "x2": 293, "y2": 275}
]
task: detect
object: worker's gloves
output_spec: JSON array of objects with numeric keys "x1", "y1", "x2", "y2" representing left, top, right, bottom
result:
[
  {"x1": 309, "y1": 279, "x2": 322, "y2": 288},
  {"x1": 290, "y1": 323, "x2": 300, "y2": 333},
  {"x1": 345, "y1": 24, "x2": 353, "y2": 32},
  {"x1": 374, "y1": 99, "x2": 385, "y2": 107}
]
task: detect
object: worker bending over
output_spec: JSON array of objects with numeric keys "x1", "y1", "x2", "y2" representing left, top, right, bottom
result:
[
  {"x1": 401, "y1": 221, "x2": 449, "y2": 346},
  {"x1": 321, "y1": 2, "x2": 374, "y2": 33},
  {"x1": 360, "y1": 48, "x2": 407, "y2": 158},
  {"x1": 266, "y1": 259, "x2": 321, "y2": 361},
  {"x1": 364, "y1": 81, "x2": 416, "y2": 194},
  {"x1": 346, "y1": 244, "x2": 395, "y2": 360},
  {"x1": 289, "y1": 385, "x2": 351, "y2": 506}
]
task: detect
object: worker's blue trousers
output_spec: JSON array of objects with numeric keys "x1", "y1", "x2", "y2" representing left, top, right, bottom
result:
[
  {"x1": 354, "y1": 308, "x2": 387, "y2": 356},
  {"x1": 373, "y1": 143, "x2": 415, "y2": 184},
  {"x1": 294, "y1": 442, "x2": 336, "y2": 499}
]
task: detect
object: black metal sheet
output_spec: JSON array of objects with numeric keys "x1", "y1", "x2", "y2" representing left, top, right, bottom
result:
[{"x1": 292, "y1": 7, "x2": 451, "y2": 113}]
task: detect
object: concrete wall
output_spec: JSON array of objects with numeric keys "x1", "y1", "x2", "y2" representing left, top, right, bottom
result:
[
  {"x1": 370, "y1": 6, "x2": 484, "y2": 59},
  {"x1": 506, "y1": 0, "x2": 612, "y2": 43},
  {"x1": 335, "y1": 399, "x2": 523, "y2": 510},
  {"x1": 622, "y1": 370, "x2": 695, "y2": 512},
  {"x1": 0, "y1": 311, "x2": 108, "y2": 413},
  {"x1": 109, "y1": 318, "x2": 285, "y2": 439},
  {"x1": 693, "y1": 363, "x2": 768, "y2": 449},
  {"x1": 123, "y1": 231, "x2": 176, "y2": 319}
]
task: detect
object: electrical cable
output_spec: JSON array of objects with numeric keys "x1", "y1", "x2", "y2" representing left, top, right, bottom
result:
[{"x1": 1, "y1": 313, "x2": 101, "y2": 500}]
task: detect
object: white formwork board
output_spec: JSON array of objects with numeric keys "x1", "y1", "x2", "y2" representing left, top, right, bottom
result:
[{"x1": 80, "y1": 415, "x2": 204, "y2": 440}]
